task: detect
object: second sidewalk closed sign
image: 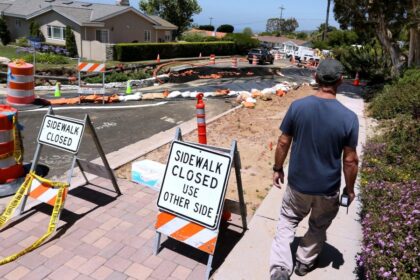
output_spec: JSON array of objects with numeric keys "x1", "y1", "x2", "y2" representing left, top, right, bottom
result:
[{"x1": 157, "y1": 141, "x2": 232, "y2": 230}]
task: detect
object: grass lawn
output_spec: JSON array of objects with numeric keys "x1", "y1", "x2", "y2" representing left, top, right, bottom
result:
[{"x1": 0, "y1": 45, "x2": 26, "y2": 60}]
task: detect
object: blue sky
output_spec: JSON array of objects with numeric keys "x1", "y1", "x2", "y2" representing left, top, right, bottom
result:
[{"x1": 95, "y1": 0, "x2": 339, "y2": 32}]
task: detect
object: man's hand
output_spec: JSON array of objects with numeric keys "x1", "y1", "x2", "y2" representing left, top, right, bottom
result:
[
  {"x1": 273, "y1": 170, "x2": 284, "y2": 189},
  {"x1": 343, "y1": 186, "x2": 355, "y2": 204}
]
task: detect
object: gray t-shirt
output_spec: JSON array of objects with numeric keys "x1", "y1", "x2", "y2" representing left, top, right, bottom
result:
[{"x1": 280, "y1": 95, "x2": 359, "y2": 195}]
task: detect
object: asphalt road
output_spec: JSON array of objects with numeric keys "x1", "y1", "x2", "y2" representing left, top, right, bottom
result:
[
  {"x1": 18, "y1": 99, "x2": 235, "y2": 179},
  {"x1": 7, "y1": 62, "x2": 313, "y2": 180}
]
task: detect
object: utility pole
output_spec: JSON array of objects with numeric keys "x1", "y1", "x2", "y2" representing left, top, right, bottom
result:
[
  {"x1": 279, "y1": 5, "x2": 285, "y2": 33},
  {"x1": 209, "y1": 17, "x2": 214, "y2": 26},
  {"x1": 322, "y1": 0, "x2": 331, "y2": 41},
  {"x1": 279, "y1": 5, "x2": 285, "y2": 21}
]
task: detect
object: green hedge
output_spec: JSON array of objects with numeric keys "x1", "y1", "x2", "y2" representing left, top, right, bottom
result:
[
  {"x1": 369, "y1": 69, "x2": 420, "y2": 119},
  {"x1": 114, "y1": 42, "x2": 236, "y2": 62}
]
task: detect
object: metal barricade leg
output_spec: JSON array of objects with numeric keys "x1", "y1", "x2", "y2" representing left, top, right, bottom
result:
[
  {"x1": 154, "y1": 232, "x2": 162, "y2": 255},
  {"x1": 205, "y1": 255, "x2": 214, "y2": 280}
]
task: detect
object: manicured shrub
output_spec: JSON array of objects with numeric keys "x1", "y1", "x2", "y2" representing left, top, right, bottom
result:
[
  {"x1": 198, "y1": 25, "x2": 215, "y2": 31},
  {"x1": 113, "y1": 42, "x2": 236, "y2": 62},
  {"x1": 22, "y1": 53, "x2": 69, "y2": 64},
  {"x1": 84, "y1": 71, "x2": 150, "y2": 83},
  {"x1": 217, "y1": 24, "x2": 234, "y2": 33},
  {"x1": 370, "y1": 69, "x2": 420, "y2": 120}
]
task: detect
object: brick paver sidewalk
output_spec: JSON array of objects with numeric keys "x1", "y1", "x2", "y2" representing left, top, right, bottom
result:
[{"x1": 0, "y1": 178, "x2": 209, "y2": 280}]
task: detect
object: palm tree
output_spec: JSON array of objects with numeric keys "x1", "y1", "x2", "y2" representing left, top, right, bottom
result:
[{"x1": 322, "y1": 0, "x2": 331, "y2": 41}]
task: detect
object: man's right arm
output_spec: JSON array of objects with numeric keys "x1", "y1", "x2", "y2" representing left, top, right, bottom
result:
[{"x1": 343, "y1": 146, "x2": 359, "y2": 203}]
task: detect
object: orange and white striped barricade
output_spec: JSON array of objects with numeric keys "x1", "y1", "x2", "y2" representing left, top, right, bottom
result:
[
  {"x1": 231, "y1": 57, "x2": 238, "y2": 68},
  {"x1": 154, "y1": 128, "x2": 247, "y2": 280},
  {"x1": 274, "y1": 53, "x2": 281, "y2": 61},
  {"x1": 6, "y1": 61, "x2": 35, "y2": 106},
  {"x1": 252, "y1": 55, "x2": 258, "y2": 65},
  {"x1": 210, "y1": 54, "x2": 216, "y2": 65},
  {"x1": 77, "y1": 61, "x2": 106, "y2": 104}
]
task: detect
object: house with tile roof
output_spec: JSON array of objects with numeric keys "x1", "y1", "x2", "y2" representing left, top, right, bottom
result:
[{"x1": 0, "y1": 0, "x2": 177, "y2": 60}]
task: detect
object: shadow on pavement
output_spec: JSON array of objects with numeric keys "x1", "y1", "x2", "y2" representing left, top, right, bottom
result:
[
  {"x1": 160, "y1": 220, "x2": 246, "y2": 276},
  {"x1": 291, "y1": 237, "x2": 345, "y2": 270},
  {"x1": 0, "y1": 182, "x2": 119, "y2": 243},
  {"x1": 338, "y1": 82, "x2": 364, "y2": 99}
]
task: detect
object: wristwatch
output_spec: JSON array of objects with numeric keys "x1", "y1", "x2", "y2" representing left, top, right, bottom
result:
[{"x1": 272, "y1": 165, "x2": 283, "y2": 172}]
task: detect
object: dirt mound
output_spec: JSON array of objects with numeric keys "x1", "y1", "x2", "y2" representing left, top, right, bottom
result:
[{"x1": 169, "y1": 66, "x2": 284, "y2": 83}]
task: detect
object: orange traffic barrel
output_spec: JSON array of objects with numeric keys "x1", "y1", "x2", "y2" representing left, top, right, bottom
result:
[
  {"x1": 6, "y1": 61, "x2": 35, "y2": 106},
  {"x1": 0, "y1": 105, "x2": 24, "y2": 184}
]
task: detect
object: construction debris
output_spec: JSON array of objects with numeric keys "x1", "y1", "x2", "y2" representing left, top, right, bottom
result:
[{"x1": 46, "y1": 81, "x2": 297, "y2": 108}]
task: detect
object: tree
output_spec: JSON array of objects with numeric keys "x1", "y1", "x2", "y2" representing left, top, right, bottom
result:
[
  {"x1": 266, "y1": 17, "x2": 299, "y2": 34},
  {"x1": 29, "y1": 21, "x2": 45, "y2": 42},
  {"x1": 334, "y1": 0, "x2": 419, "y2": 76},
  {"x1": 65, "y1": 26, "x2": 77, "y2": 57},
  {"x1": 266, "y1": 18, "x2": 281, "y2": 33},
  {"x1": 242, "y1": 27, "x2": 253, "y2": 37},
  {"x1": 216, "y1": 24, "x2": 234, "y2": 33},
  {"x1": 0, "y1": 16, "x2": 11, "y2": 45},
  {"x1": 296, "y1": 32, "x2": 308, "y2": 40},
  {"x1": 139, "y1": 0, "x2": 202, "y2": 37},
  {"x1": 225, "y1": 33, "x2": 259, "y2": 54},
  {"x1": 198, "y1": 25, "x2": 215, "y2": 31},
  {"x1": 282, "y1": 18, "x2": 299, "y2": 33},
  {"x1": 327, "y1": 30, "x2": 359, "y2": 47}
]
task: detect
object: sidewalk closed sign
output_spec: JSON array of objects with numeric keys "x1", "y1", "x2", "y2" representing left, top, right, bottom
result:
[
  {"x1": 157, "y1": 141, "x2": 232, "y2": 230},
  {"x1": 38, "y1": 115, "x2": 85, "y2": 153}
]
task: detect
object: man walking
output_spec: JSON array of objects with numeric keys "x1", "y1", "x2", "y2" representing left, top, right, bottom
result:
[{"x1": 269, "y1": 59, "x2": 359, "y2": 279}]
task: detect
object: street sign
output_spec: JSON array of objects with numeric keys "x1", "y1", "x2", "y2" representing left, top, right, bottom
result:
[
  {"x1": 38, "y1": 115, "x2": 85, "y2": 153},
  {"x1": 157, "y1": 140, "x2": 232, "y2": 230}
]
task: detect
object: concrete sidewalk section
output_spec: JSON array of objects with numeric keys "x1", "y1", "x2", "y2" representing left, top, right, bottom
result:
[{"x1": 213, "y1": 91, "x2": 366, "y2": 280}]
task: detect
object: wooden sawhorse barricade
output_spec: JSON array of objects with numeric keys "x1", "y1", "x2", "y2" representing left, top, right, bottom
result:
[{"x1": 154, "y1": 128, "x2": 248, "y2": 279}]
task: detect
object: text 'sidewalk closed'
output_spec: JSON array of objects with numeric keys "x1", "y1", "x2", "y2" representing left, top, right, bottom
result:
[{"x1": 157, "y1": 141, "x2": 232, "y2": 230}]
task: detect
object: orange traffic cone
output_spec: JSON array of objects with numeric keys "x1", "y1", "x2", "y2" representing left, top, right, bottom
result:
[
  {"x1": 156, "y1": 54, "x2": 160, "y2": 63},
  {"x1": 353, "y1": 72, "x2": 360, "y2": 86},
  {"x1": 291, "y1": 55, "x2": 296, "y2": 64}
]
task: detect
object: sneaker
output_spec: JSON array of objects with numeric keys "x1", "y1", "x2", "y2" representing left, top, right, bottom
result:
[
  {"x1": 294, "y1": 260, "x2": 316, "y2": 276},
  {"x1": 271, "y1": 267, "x2": 290, "y2": 280}
]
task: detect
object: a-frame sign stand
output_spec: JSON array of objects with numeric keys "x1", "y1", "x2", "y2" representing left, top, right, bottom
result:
[
  {"x1": 154, "y1": 127, "x2": 247, "y2": 280},
  {"x1": 19, "y1": 106, "x2": 121, "y2": 216}
]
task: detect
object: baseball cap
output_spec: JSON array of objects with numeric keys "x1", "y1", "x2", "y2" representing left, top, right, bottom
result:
[{"x1": 316, "y1": 59, "x2": 344, "y2": 85}]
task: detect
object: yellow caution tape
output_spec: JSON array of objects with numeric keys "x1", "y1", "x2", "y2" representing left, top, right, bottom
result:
[
  {"x1": 12, "y1": 115, "x2": 23, "y2": 164},
  {"x1": 0, "y1": 172, "x2": 68, "y2": 265}
]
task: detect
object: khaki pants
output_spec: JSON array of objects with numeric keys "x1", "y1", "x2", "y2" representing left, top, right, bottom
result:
[{"x1": 269, "y1": 185, "x2": 339, "y2": 274}]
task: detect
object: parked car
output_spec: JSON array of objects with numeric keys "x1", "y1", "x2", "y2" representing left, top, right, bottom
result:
[{"x1": 247, "y1": 49, "x2": 274, "y2": 65}]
